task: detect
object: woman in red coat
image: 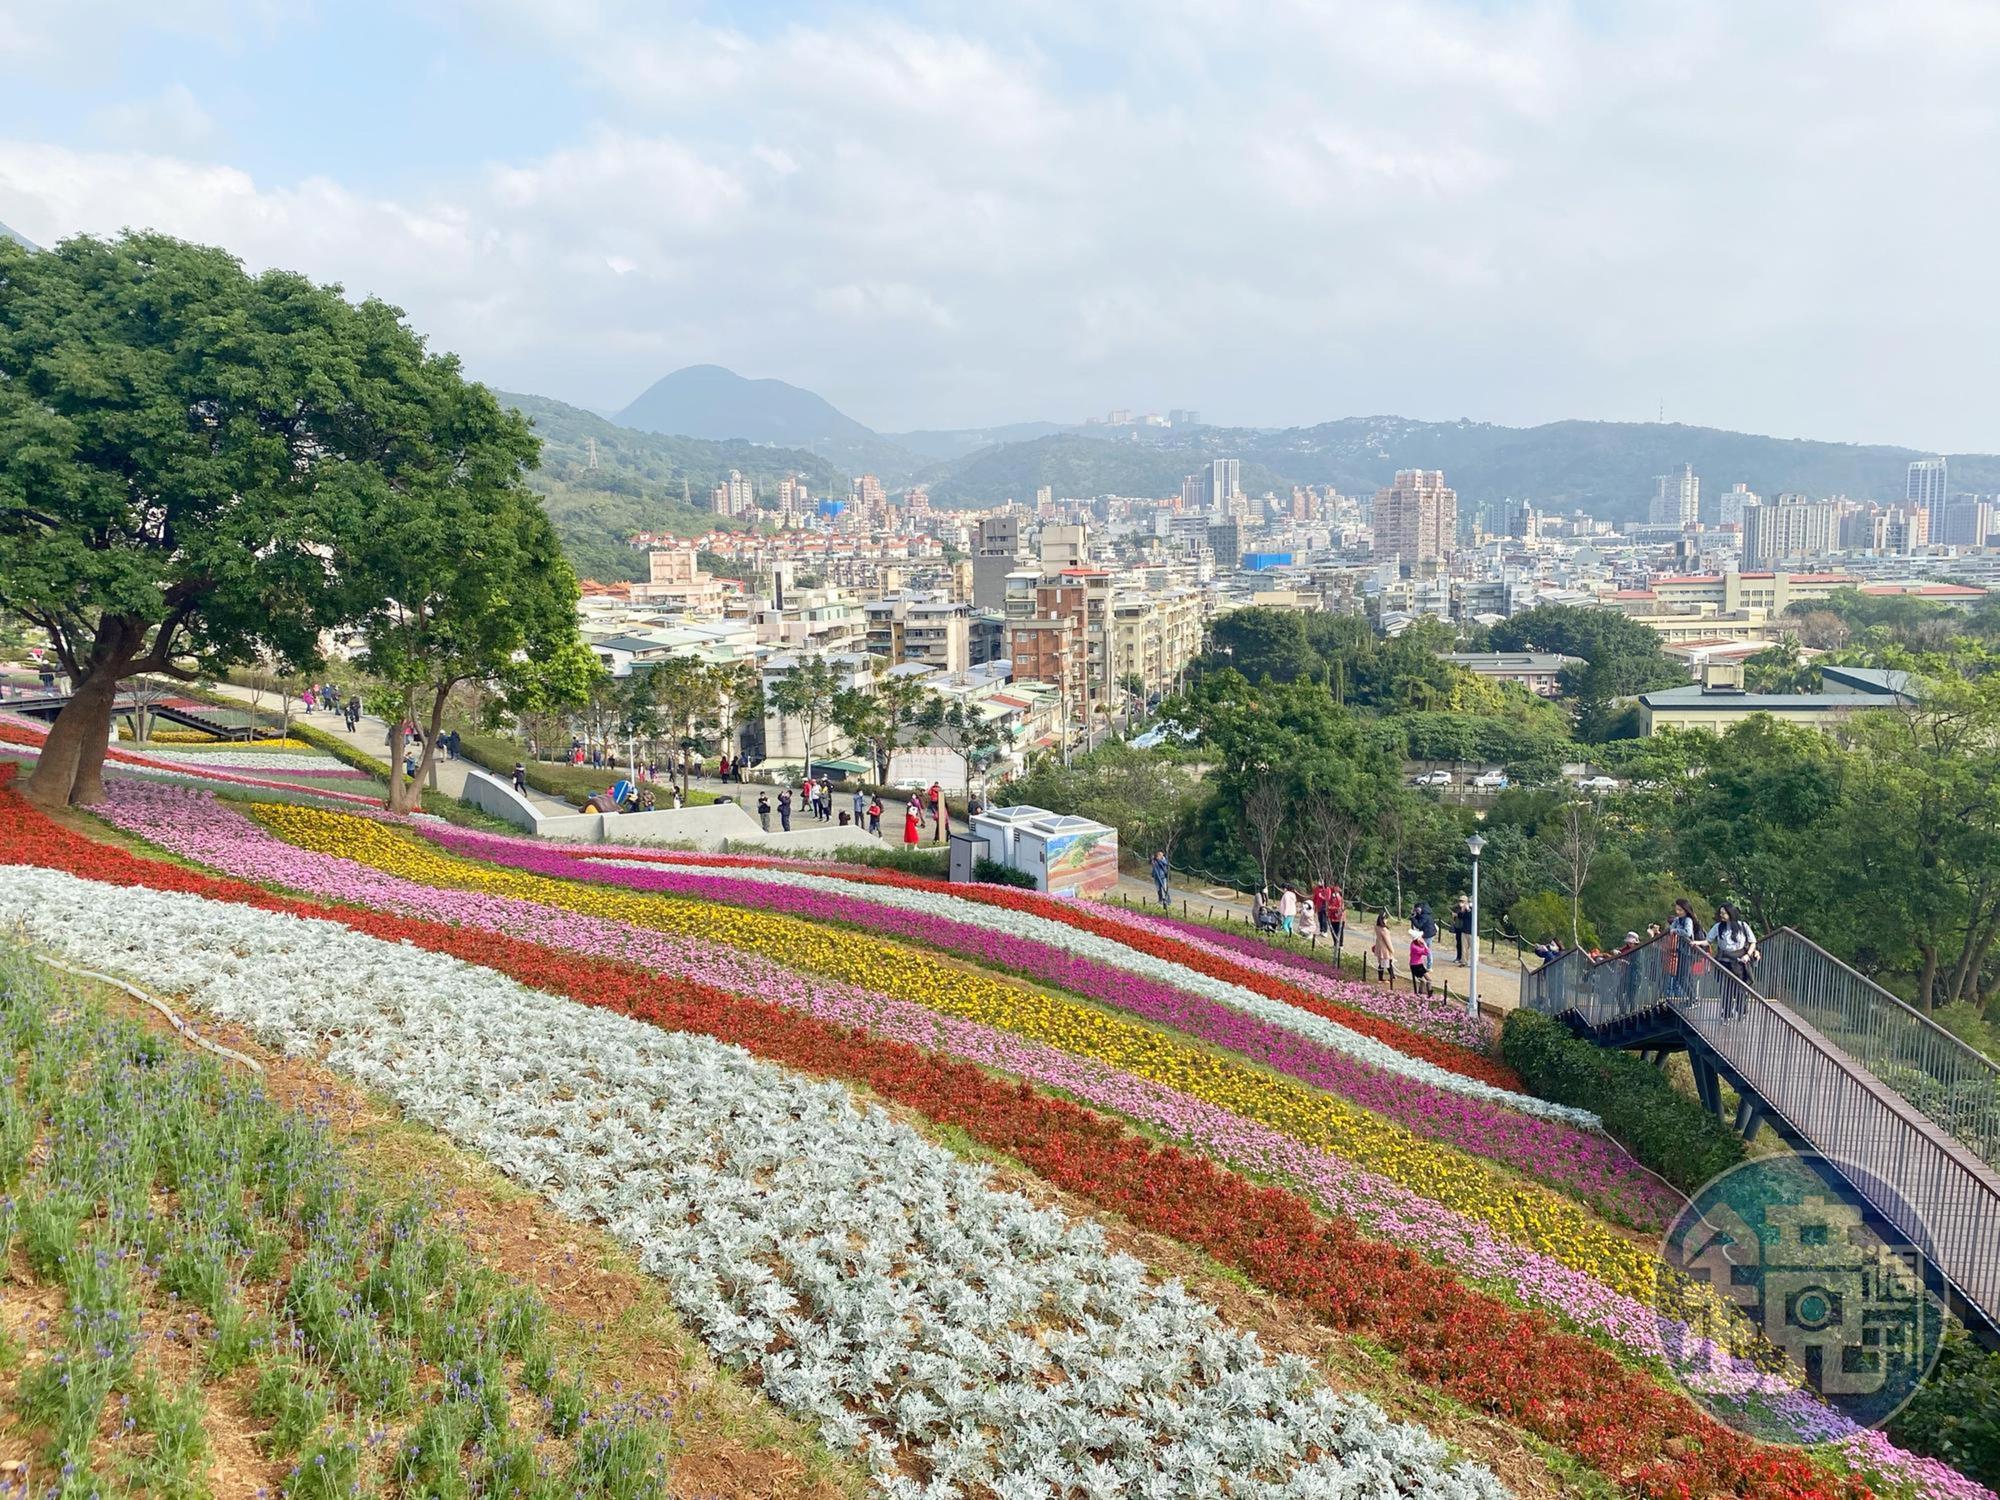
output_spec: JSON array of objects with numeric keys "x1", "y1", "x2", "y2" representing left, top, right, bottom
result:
[{"x1": 903, "y1": 802, "x2": 922, "y2": 846}]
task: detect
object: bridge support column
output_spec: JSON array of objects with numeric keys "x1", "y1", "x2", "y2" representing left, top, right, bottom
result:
[
  {"x1": 1690, "y1": 1052, "x2": 1723, "y2": 1120},
  {"x1": 1734, "y1": 1094, "x2": 1766, "y2": 1142}
]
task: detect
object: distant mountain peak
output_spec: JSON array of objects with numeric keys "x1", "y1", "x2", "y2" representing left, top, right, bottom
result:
[
  {"x1": 0, "y1": 222, "x2": 36, "y2": 250},
  {"x1": 613, "y1": 364, "x2": 915, "y2": 476}
]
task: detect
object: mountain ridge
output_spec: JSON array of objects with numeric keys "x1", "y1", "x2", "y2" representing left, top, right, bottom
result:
[{"x1": 615, "y1": 363, "x2": 915, "y2": 475}]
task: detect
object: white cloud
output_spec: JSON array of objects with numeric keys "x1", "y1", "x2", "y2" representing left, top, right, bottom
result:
[
  {"x1": 3, "y1": 0, "x2": 1999, "y2": 446},
  {"x1": 89, "y1": 84, "x2": 217, "y2": 153}
]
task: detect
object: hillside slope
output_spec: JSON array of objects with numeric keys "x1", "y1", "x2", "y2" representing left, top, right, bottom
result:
[
  {"x1": 491, "y1": 388, "x2": 841, "y2": 582},
  {"x1": 920, "y1": 415, "x2": 2000, "y2": 516}
]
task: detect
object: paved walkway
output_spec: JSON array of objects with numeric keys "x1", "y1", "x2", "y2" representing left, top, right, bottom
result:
[
  {"x1": 200, "y1": 684, "x2": 575, "y2": 817},
  {"x1": 1107, "y1": 872, "x2": 1531, "y2": 1015}
]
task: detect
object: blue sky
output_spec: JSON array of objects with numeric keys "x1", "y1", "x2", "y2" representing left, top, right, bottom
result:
[{"x1": 4, "y1": 1, "x2": 1999, "y2": 451}]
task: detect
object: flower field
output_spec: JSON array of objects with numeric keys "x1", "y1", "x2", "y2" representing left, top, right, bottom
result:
[{"x1": 0, "y1": 764, "x2": 1991, "y2": 1500}]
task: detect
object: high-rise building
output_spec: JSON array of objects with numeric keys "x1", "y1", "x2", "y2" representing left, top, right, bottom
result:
[
  {"x1": 1371, "y1": 470, "x2": 1458, "y2": 565},
  {"x1": 1169, "y1": 409, "x2": 1201, "y2": 428},
  {"x1": 1715, "y1": 483, "x2": 1759, "y2": 528},
  {"x1": 1179, "y1": 474, "x2": 1206, "y2": 511},
  {"x1": 851, "y1": 474, "x2": 886, "y2": 512},
  {"x1": 709, "y1": 469, "x2": 754, "y2": 518},
  {"x1": 1940, "y1": 495, "x2": 1993, "y2": 547},
  {"x1": 1649, "y1": 465, "x2": 1700, "y2": 528},
  {"x1": 1908, "y1": 458, "x2": 1949, "y2": 524},
  {"x1": 904, "y1": 484, "x2": 931, "y2": 516},
  {"x1": 777, "y1": 474, "x2": 810, "y2": 524},
  {"x1": 1743, "y1": 500, "x2": 1837, "y2": 567},
  {"x1": 1209, "y1": 459, "x2": 1241, "y2": 516}
]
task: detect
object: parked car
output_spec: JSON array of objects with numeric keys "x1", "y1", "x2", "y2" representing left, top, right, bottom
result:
[
  {"x1": 1575, "y1": 774, "x2": 1620, "y2": 792},
  {"x1": 1413, "y1": 769, "x2": 1452, "y2": 786},
  {"x1": 1472, "y1": 771, "x2": 1510, "y2": 790}
]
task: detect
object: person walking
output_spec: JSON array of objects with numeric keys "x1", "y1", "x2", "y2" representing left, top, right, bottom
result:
[
  {"x1": 853, "y1": 788, "x2": 868, "y2": 825},
  {"x1": 1705, "y1": 903, "x2": 1759, "y2": 1017},
  {"x1": 757, "y1": 793, "x2": 772, "y2": 832},
  {"x1": 903, "y1": 801, "x2": 922, "y2": 847},
  {"x1": 1325, "y1": 883, "x2": 1346, "y2": 950},
  {"x1": 1311, "y1": 880, "x2": 1332, "y2": 933},
  {"x1": 928, "y1": 782, "x2": 944, "y2": 841},
  {"x1": 718, "y1": 751, "x2": 731, "y2": 782},
  {"x1": 1370, "y1": 913, "x2": 1395, "y2": 983},
  {"x1": 868, "y1": 797, "x2": 883, "y2": 836},
  {"x1": 1278, "y1": 884, "x2": 1299, "y2": 936},
  {"x1": 1451, "y1": 895, "x2": 1473, "y2": 966},
  {"x1": 1151, "y1": 849, "x2": 1171, "y2": 908},
  {"x1": 511, "y1": 762, "x2": 527, "y2": 794},
  {"x1": 1408, "y1": 928, "x2": 1432, "y2": 995},
  {"x1": 1298, "y1": 899, "x2": 1318, "y2": 941},
  {"x1": 1664, "y1": 897, "x2": 1698, "y2": 999},
  {"x1": 1412, "y1": 901, "x2": 1438, "y2": 948},
  {"x1": 777, "y1": 788, "x2": 793, "y2": 833}
]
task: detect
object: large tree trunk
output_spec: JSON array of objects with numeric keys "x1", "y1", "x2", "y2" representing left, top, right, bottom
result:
[
  {"x1": 385, "y1": 694, "x2": 417, "y2": 815},
  {"x1": 22, "y1": 664, "x2": 124, "y2": 810}
]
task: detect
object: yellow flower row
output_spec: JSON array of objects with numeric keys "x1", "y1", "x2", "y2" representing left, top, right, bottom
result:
[
  {"x1": 254, "y1": 804, "x2": 1675, "y2": 1309},
  {"x1": 131, "y1": 734, "x2": 318, "y2": 750}
]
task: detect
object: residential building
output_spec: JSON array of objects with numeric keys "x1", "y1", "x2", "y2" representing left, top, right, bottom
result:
[
  {"x1": 709, "y1": 469, "x2": 754, "y2": 518},
  {"x1": 1008, "y1": 615, "x2": 1081, "y2": 701},
  {"x1": 632, "y1": 548, "x2": 727, "y2": 611},
  {"x1": 1908, "y1": 458, "x2": 1949, "y2": 525},
  {"x1": 1649, "y1": 465, "x2": 1700, "y2": 528},
  {"x1": 1715, "y1": 483, "x2": 1759, "y2": 528},
  {"x1": 1743, "y1": 500, "x2": 1838, "y2": 567},
  {"x1": 776, "y1": 474, "x2": 810, "y2": 524},
  {"x1": 1108, "y1": 587, "x2": 1203, "y2": 703},
  {"x1": 1939, "y1": 496, "x2": 1994, "y2": 547},
  {"x1": 851, "y1": 474, "x2": 886, "y2": 510},
  {"x1": 1438, "y1": 651, "x2": 1585, "y2": 697},
  {"x1": 1206, "y1": 520, "x2": 1241, "y2": 570},
  {"x1": 1372, "y1": 470, "x2": 1458, "y2": 566},
  {"x1": 1039, "y1": 523, "x2": 1090, "y2": 570}
]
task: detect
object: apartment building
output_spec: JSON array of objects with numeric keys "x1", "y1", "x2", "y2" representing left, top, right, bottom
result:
[
  {"x1": 631, "y1": 548, "x2": 728, "y2": 611},
  {"x1": 1109, "y1": 587, "x2": 1204, "y2": 701}
]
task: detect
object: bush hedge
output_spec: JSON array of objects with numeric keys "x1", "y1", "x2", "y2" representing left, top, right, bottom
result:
[
  {"x1": 1500, "y1": 1009, "x2": 1746, "y2": 1193},
  {"x1": 1887, "y1": 1327, "x2": 2000, "y2": 1489}
]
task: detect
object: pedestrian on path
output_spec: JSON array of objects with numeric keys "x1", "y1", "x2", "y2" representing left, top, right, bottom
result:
[
  {"x1": 853, "y1": 788, "x2": 868, "y2": 824},
  {"x1": 1151, "y1": 849, "x2": 1170, "y2": 907},
  {"x1": 1451, "y1": 895, "x2": 1473, "y2": 966},
  {"x1": 904, "y1": 802, "x2": 921, "y2": 846},
  {"x1": 512, "y1": 762, "x2": 527, "y2": 794},
  {"x1": 1278, "y1": 885, "x2": 1298, "y2": 936},
  {"x1": 1325, "y1": 884, "x2": 1346, "y2": 950},
  {"x1": 777, "y1": 789, "x2": 793, "y2": 832},
  {"x1": 758, "y1": 793, "x2": 772, "y2": 832},
  {"x1": 1705, "y1": 902, "x2": 1759, "y2": 1017},
  {"x1": 1664, "y1": 897, "x2": 1698, "y2": 997},
  {"x1": 868, "y1": 798, "x2": 883, "y2": 836},
  {"x1": 1371, "y1": 913, "x2": 1395, "y2": 982},
  {"x1": 1409, "y1": 929, "x2": 1432, "y2": 994}
]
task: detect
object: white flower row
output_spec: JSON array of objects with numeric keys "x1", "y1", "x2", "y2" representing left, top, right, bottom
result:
[
  {"x1": 588, "y1": 857, "x2": 1597, "y2": 1130},
  {"x1": 125, "y1": 747, "x2": 344, "y2": 769},
  {"x1": 0, "y1": 868, "x2": 1507, "y2": 1500}
]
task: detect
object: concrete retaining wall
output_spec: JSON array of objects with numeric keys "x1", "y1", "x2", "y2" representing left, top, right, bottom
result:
[{"x1": 459, "y1": 767, "x2": 543, "y2": 832}]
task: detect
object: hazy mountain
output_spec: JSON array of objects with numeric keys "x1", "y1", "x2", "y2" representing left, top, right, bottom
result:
[
  {"x1": 0, "y1": 223, "x2": 35, "y2": 249},
  {"x1": 490, "y1": 387, "x2": 843, "y2": 581},
  {"x1": 883, "y1": 420, "x2": 1067, "y2": 464},
  {"x1": 614, "y1": 364, "x2": 914, "y2": 476},
  {"x1": 919, "y1": 415, "x2": 2000, "y2": 517}
]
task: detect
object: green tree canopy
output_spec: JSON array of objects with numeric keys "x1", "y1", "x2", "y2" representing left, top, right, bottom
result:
[{"x1": 0, "y1": 233, "x2": 408, "y2": 807}]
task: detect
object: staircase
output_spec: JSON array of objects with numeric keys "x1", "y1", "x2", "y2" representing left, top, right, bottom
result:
[{"x1": 1527, "y1": 931, "x2": 2000, "y2": 1342}]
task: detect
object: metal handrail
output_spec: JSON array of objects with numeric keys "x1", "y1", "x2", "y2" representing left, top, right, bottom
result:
[
  {"x1": 1527, "y1": 935, "x2": 2000, "y2": 1335},
  {"x1": 1755, "y1": 929, "x2": 2000, "y2": 1169}
]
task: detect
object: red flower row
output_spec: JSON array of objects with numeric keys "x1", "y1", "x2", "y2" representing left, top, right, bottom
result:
[
  {"x1": 571, "y1": 843, "x2": 1521, "y2": 1088},
  {"x1": 0, "y1": 780, "x2": 1856, "y2": 1500}
]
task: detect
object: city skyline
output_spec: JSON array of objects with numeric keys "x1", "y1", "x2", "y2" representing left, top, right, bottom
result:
[{"x1": 3, "y1": 2, "x2": 1999, "y2": 448}]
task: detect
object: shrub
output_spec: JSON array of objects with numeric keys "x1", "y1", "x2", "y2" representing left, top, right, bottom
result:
[
  {"x1": 1500, "y1": 1009, "x2": 1744, "y2": 1193},
  {"x1": 1887, "y1": 1326, "x2": 2000, "y2": 1489},
  {"x1": 974, "y1": 858, "x2": 1037, "y2": 889},
  {"x1": 1509, "y1": 890, "x2": 1597, "y2": 952}
]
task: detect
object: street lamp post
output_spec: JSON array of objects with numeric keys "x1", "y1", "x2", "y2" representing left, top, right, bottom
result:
[{"x1": 1466, "y1": 833, "x2": 1485, "y2": 1019}]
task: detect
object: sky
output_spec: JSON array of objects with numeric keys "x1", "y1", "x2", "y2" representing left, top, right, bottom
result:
[{"x1": 2, "y1": 0, "x2": 1998, "y2": 449}]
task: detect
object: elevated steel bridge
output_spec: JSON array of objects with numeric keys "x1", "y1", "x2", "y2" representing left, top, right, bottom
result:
[{"x1": 1526, "y1": 929, "x2": 2000, "y2": 1344}]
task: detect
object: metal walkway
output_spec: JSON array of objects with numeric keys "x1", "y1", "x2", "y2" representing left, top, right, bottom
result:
[
  {"x1": 5, "y1": 691, "x2": 273, "y2": 742},
  {"x1": 1527, "y1": 931, "x2": 2000, "y2": 1342}
]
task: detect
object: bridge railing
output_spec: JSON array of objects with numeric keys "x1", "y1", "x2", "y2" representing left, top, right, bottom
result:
[
  {"x1": 1754, "y1": 929, "x2": 2000, "y2": 1170},
  {"x1": 1527, "y1": 934, "x2": 2000, "y2": 1336}
]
